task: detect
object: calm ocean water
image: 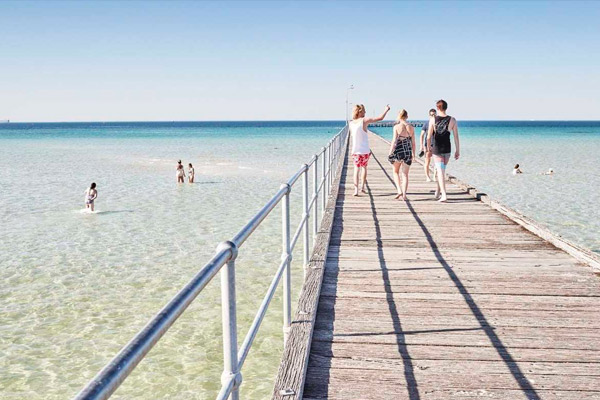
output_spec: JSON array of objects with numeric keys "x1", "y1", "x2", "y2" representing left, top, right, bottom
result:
[{"x1": 1, "y1": 121, "x2": 599, "y2": 399}]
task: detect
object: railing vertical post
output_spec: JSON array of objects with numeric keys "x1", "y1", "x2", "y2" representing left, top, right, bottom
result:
[
  {"x1": 334, "y1": 137, "x2": 338, "y2": 174},
  {"x1": 331, "y1": 139, "x2": 335, "y2": 181},
  {"x1": 302, "y1": 165, "x2": 309, "y2": 279},
  {"x1": 321, "y1": 147, "x2": 326, "y2": 214},
  {"x1": 218, "y1": 241, "x2": 241, "y2": 400},
  {"x1": 313, "y1": 153, "x2": 319, "y2": 243},
  {"x1": 281, "y1": 184, "x2": 292, "y2": 344},
  {"x1": 326, "y1": 144, "x2": 331, "y2": 195}
]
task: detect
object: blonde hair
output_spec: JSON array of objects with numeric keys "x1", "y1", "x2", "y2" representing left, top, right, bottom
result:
[
  {"x1": 352, "y1": 104, "x2": 365, "y2": 120},
  {"x1": 397, "y1": 109, "x2": 408, "y2": 120}
]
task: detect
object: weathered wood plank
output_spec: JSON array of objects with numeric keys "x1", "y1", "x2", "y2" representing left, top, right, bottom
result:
[{"x1": 274, "y1": 131, "x2": 600, "y2": 399}]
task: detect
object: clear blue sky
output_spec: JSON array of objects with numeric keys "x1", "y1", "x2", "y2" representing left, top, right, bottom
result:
[{"x1": 1, "y1": 0, "x2": 599, "y2": 121}]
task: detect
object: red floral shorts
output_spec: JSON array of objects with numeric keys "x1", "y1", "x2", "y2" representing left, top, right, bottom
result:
[{"x1": 352, "y1": 153, "x2": 371, "y2": 168}]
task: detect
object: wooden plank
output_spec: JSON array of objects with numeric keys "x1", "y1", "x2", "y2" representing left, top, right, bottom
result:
[{"x1": 274, "y1": 131, "x2": 600, "y2": 399}]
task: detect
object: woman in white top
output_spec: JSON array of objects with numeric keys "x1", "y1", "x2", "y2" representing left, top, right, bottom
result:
[{"x1": 349, "y1": 104, "x2": 391, "y2": 196}]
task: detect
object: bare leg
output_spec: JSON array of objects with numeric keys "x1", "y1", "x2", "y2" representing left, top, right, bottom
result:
[
  {"x1": 424, "y1": 153, "x2": 432, "y2": 181},
  {"x1": 353, "y1": 164, "x2": 360, "y2": 196},
  {"x1": 392, "y1": 162, "x2": 402, "y2": 198},
  {"x1": 90, "y1": 202, "x2": 95, "y2": 212},
  {"x1": 436, "y1": 165, "x2": 448, "y2": 202},
  {"x1": 360, "y1": 166, "x2": 367, "y2": 193},
  {"x1": 401, "y1": 162, "x2": 410, "y2": 200}
]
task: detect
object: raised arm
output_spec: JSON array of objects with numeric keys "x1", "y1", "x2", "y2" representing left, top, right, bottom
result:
[
  {"x1": 364, "y1": 105, "x2": 391, "y2": 125},
  {"x1": 452, "y1": 118, "x2": 460, "y2": 160}
]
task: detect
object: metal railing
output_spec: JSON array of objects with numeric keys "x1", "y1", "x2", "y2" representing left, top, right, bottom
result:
[{"x1": 73, "y1": 125, "x2": 349, "y2": 400}]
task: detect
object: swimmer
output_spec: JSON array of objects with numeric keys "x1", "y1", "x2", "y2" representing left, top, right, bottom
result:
[
  {"x1": 188, "y1": 163, "x2": 195, "y2": 183},
  {"x1": 513, "y1": 164, "x2": 523, "y2": 175},
  {"x1": 176, "y1": 164, "x2": 186, "y2": 183},
  {"x1": 84, "y1": 182, "x2": 98, "y2": 212},
  {"x1": 542, "y1": 168, "x2": 554, "y2": 175}
]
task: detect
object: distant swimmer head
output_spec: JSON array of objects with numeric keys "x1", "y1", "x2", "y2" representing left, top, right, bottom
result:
[
  {"x1": 188, "y1": 163, "x2": 193, "y2": 167},
  {"x1": 90, "y1": 182, "x2": 96, "y2": 189},
  {"x1": 548, "y1": 168, "x2": 554, "y2": 174},
  {"x1": 177, "y1": 160, "x2": 182, "y2": 164},
  {"x1": 352, "y1": 104, "x2": 365, "y2": 119},
  {"x1": 397, "y1": 109, "x2": 408, "y2": 121},
  {"x1": 436, "y1": 99, "x2": 448, "y2": 111},
  {"x1": 514, "y1": 164, "x2": 520, "y2": 169},
  {"x1": 429, "y1": 108, "x2": 437, "y2": 117}
]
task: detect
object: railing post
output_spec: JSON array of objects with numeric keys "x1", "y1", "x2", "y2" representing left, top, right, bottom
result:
[
  {"x1": 302, "y1": 165, "x2": 309, "y2": 279},
  {"x1": 326, "y1": 143, "x2": 331, "y2": 195},
  {"x1": 321, "y1": 147, "x2": 326, "y2": 215},
  {"x1": 281, "y1": 183, "x2": 292, "y2": 344},
  {"x1": 313, "y1": 153, "x2": 319, "y2": 243},
  {"x1": 217, "y1": 241, "x2": 241, "y2": 400}
]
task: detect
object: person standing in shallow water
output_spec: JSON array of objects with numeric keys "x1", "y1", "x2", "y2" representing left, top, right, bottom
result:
[
  {"x1": 349, "y1": 103, "x2": 391, "y2": 196},
  {"x1": 188, "y1": 163, "x2": 195, "y2": 183},
  {"x1": 426, "y1": 99, "x2": 460, "y2": 202},
  {"x1": 388, "y1": 109, "x2": 415, "y2": 201},
  {"x1": 84, "y1": 183, "x2": 98, "y2": 212},
  {"x1": 176, "y1": 163, "x2": 186, "y2": 183}
]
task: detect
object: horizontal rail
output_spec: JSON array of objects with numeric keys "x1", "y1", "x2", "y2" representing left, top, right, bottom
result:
[
  {"x1": 73, "y1": 247, "x2": 233, "y2": 399},
  {"x1": 73, "y1": 125, "x2": 349, "y2": 400}
]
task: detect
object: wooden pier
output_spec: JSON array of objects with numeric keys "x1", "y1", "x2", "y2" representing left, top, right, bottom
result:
[
  {"x1": 273, "y1": 132, "x2": 600, "y2": 399},
  {"x1": 370, "y1": 121, "x2": 424, "y2": 128}
]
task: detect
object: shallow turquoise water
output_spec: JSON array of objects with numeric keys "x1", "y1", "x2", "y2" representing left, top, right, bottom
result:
[
  {"x1": 0, "y1": 122, "x2": 342, "y2": 399},
  {"x1": 1, "y1": 121, "x2": 599, "y2": 399}
]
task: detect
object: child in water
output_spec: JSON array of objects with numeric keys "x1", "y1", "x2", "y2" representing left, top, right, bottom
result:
[
  {"x1": 513, "y1": 164, "x2": 523, "y2": 175},
  {"x1": 188, "y1": 163, "x2": 195, "y2": 183},
  {"x1": 84, "y1": 183, "x2": 98, "y2": 212}
]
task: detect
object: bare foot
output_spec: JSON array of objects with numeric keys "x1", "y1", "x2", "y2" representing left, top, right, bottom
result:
[
  {"x1": 402, "y1": 195, "x2": 408, "y2": 201},
  {"x1": 361, "y1": 188, "x2": 367, "y2": 194},
  {"x1": 426, "y1": 177, "x2": 433, "y2": 182},
  {"x1": 434, "y1": 190, "x2": 440, "y2": 199},
  {"x1": 394, "y1": 193, "x2": 402, "y2": 199},
  {"x1": 438, "y1": 195, "x2": 447, "y2": 203}
]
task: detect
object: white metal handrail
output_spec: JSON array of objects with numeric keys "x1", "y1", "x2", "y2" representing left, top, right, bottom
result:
[{"x1": 73, "y1": 125, "x2": 349, "y2": 400}]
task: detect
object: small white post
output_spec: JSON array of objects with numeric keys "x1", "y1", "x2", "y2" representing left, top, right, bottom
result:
[
  {"x1": 281, "y1": 184, "x2": 292, "y2": 344},
  {"x1": 327, "y1": 143, "x2": 332, "y2": 194},
  {"x1": 302, "y1": 165, "x2": 309, "y2": 279},
  {"x1": 313, "y1": 154, "x2": 319, "y2": 243},
  {"x1": 218, "y1": 241, "x2": 241, "y2": 400}
]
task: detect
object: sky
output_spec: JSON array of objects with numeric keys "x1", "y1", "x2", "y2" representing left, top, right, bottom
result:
[{"x1": 1, "y1": 0, "x2": 599, "y2": 122}]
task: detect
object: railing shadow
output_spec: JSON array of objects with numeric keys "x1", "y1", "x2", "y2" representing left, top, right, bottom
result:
[
  {"x1": 366, "y1": 181, "x2": 420, "y2": 400},
  {"x1": 371, "y1": 152, "x2": 541, "y2": 400}
]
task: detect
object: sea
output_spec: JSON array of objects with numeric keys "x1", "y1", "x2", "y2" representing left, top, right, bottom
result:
[{"x1": 1, "y1": 121, "x2": 599, "y2": 399}]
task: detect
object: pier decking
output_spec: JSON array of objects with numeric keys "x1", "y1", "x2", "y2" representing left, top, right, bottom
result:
[{"x1": 274, "y1": 132, "x2": 600, "y2": 399}]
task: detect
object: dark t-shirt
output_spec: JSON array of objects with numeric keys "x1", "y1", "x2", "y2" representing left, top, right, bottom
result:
[{"x1": 421, "y1": 121, "x2": 430, "y2": 147}]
